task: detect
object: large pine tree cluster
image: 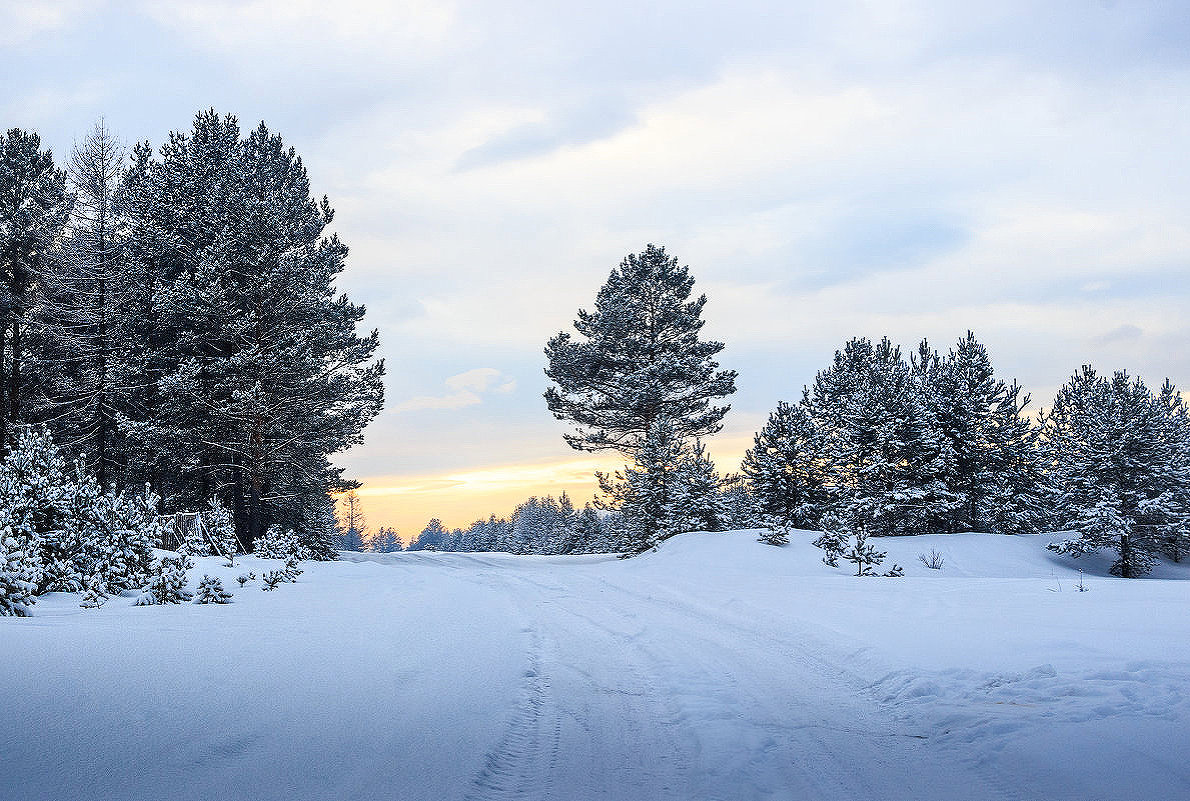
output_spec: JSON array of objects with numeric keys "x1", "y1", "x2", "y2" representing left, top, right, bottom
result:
[
  {"x1": 744, "y1": 333, "x2": 1045, "y2": 542},
  {"x1": 1043, "y1": 368, "x2": 1190, "y2": 577},
  {"x1": 0, "y1": 112, "x2": 384, "y2": 556}
]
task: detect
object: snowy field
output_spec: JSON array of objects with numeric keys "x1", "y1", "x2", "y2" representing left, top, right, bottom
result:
[{"x1": 4, "y1": 531, "x2": 1190, "y2": 801}]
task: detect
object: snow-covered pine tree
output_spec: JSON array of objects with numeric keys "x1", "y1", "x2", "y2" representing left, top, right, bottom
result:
[
  {"x1": 79, "y1": 573, "x2": 109, "y2": 608},
  {"x1": 805, "y1": 337, "x2": 955, "y2": 538},
  {"x1": 116, "y1": 110, "x2": 384, "y2": 551},
  {"x1": 135, "y1": 555, "x2": 193, "y2": 604},
  {"x1": 372, "y1": 526, "x2": 402, "y2": 552},
  {"x1": 0, "y1": 426, "x2": 72, "y2": 592},
  {"x1": 0, "y1": 529, "x2": 38, "y2": 615},
  {"x1": 545, "y1": 243, "x2": 737, "y2": 457},
  {"x1": 70, "y1": 469, "x2": 155, "y2": 594},
  {"x1": 717, "y1": 473, "x2": 760, "y2": 532},
  {"x1": 1044, "y1": 367, "x2": 1190, "y2": 577},
  {"x1": 283, "y1": 555, "x2": 303, "y2": 579},
  {"x1": 597, "y1": 416, "x2": 690, "y2": 555},
  {"x1": 254, "y1": 525, "x2": 298, "y2": 559},
  {"x1": 200, "y1": 497, "x2": 238, "y2": 561},
  {"x1": 742, "y1": 400, "x2": 826, "y2": 543},
  {"x1": 408, "y1": 518, "x2": 446, "y2": 551},
  {"x1": 193, "y1": 574, "x2": 232, "y2": 604},
  {"x1": 570, "y1": 503, "x2": 605, "y2": 553},
  {"x1": 0, "y1": 129, "x2": 72, "y2": 448},
  {"x1": 914, "y1": 332, "x2": 1042, "y2": 533},
  {"x1": 28, "y1": 120, "x2": 129, "y2": 487},
  {"x1": 669, "y1": 440, "x2": 728, "y2": 534}
]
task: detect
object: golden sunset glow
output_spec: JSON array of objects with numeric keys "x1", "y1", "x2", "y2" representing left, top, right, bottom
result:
[{"x1": 351, "y1": 435, "x2": 753, "y2": 541}]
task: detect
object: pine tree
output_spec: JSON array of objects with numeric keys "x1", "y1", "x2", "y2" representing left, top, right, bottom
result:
[
  {"x1": 371, "y1": 526, "x2": 402, "y2": 552},
  {"x1": 79, "y1": 573, "x2": 109, "y2": 609},
  {"x1": 409, "y1": 518, "x2": 447, "y2": 551},
  {"x1": 0, "y1": 426, "x2": 71, "y2": 592},
  {"x1": 0, "y1": 129, "x2": 72, "y2": 448},
  {"x1": 669, "y1": 440, "x2": 728, "y2": 534},
  {"x1": 202, "y1": 497, "x2": 238, "y2": 560},
  {"x1": 597, "y1": 416, "x2": 690, "y2": 555},
  {"x1": 545, "y1": 243, "x2": 736, "y2": 457},
  {"x1": 116, "y1": 110, "x2": 384, "y2": 550},
  {"x1": 193, "y1": 574, "x2": 232, "y2": 604},
  {"x1": 1044, "y1": 367, "x2": 1190, "y2": 577},
  {"x1": 0, "y1": 530, "x2": 38, "y2": 615},
  {"x1": 254, "y1": 525, "x2": 299, "y2": 559},
  {"x1": 135, "y1": 555, "x2": 193, "y2": 604},
  {"x1": 805, "y1": 337, "x2": 955, "y2": 537},
  {"x1": 915, "y1": 332, "x2": 1042, "y2": 533},
  {"x1": 29, "y1": 120, "x2": 128, "y2": 486},
  {"x1": 336, "y1": 489, "x2": 368, "y2": 551},
  {"x1": 742, "y1": 400, "x2": 825, "y2": 542}
]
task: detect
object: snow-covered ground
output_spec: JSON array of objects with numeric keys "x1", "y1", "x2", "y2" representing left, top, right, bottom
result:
[{"x1": 4, "y1": 531, "x2": 1190, "y2": 800}]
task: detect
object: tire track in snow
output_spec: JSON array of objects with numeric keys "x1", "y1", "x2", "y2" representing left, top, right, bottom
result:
[{"x1": 463, "y1": 626, "x2": 561, "y2": 801}]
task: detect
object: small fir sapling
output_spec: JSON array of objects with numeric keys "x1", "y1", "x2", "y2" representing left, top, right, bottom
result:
[
  {"x1": 812, "y1": 518, "x2": 846, "y2": 568},
  {"x1": 0, "y1": 534, "x2": 38, "y2": 616},
  {"x1": 236, "y1": 573, "x2": 255, "y2": 587},
  {"x1": 135, "y1": 556, "x2": 193, "y2": 605},
  {"x1": 282, "y1": 555, "x2": 303, "y2": 581},
  {"x1": 194, "y1": 575, "x2": 232, "y2": 604},
  {"x1": 261, "y1": 571, "x2": 285, "y2": 591},
  {"x1": 79, "y1": 574, "x2": 109, "y2": 609},
  {"x1": 843, "y1": 531, "x2": 887, "y2": 577}
]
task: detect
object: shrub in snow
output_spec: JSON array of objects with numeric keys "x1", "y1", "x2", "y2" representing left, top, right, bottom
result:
[
  {"x1": 254, "y1": 525, "x2": 300, "y2": 559},
  {"x1": 135, "y1": 556, "x2": 193, "y2": 605},
  {"x1": 812, "y1": 524, "x2": 845, "y2": 568},
  {"x1": 236, "y1": 573, "x2": 255, "y2": 587},
  {"x1": 79, "y1": 574, "x2": 109, "y2": 609},
  {"x1": 282, "y1": 556, "x2": 303, "y2": 581},
  {"x1": 41, "y1": 557, "x2": 83, "y2": 593},
  {"x1": 758, "y1": 520, "x2": 791, "y2": 547},
  {"x1": 203, "y1": 498, "x2": 239, "y2": 560},
  {"x1": 194, "y1": 575, "x2": 232, "y2": 604},
  {"x1": 0, "y1": 534, "x2": 38, "y2": 616},
  {"x1": 918, "y1": 549, "x2": 945, "y2": 570},
  {"x1": 0, "y1": 426, "x2": 71, "y2": 592},
  {"x1": 261, "y1": 571, "x2": 285, "y2": 591},
  {"x1": 843, "y1": 532, "x2": 887, "y2": 577}
]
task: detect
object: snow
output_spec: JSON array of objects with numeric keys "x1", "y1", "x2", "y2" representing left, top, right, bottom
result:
[{"x1": 4, "y1": 531, "x2": 1190, "y2": 800}]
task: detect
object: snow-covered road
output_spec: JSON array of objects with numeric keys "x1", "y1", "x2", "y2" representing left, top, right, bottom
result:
[{"x1": 5, "y1": 532, "x2": 1190, "y2": 800}]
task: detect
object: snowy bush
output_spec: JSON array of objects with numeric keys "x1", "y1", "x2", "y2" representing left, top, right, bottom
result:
[
  {"x1": 193, "y1": 575, "x2": 232, "y2": 604},
  {"x1": 236, "y1": 573, "x2": 255, "y2": 587},
  {"x1": 79, "y1": 574, "x2": 109, "y2": 609},
  {"x1": 918, "y1": 549, "x2": 945, "y2": 570},
  {"x1": 282, "y1": 556, "x2": 303, "y2": 581},
  {"x1": 0, "y1": 534, "x2": 38, "y2": 616},
  {"x1": 254, "y1": 525, "x2": 300, "y2": 559},
  {"x1": 135, "y1": 556, "x2": 193, "y2": 605},
  {"x1": 261, "y1": 571, "x2": 285, "y2": 591},
  {"x1": 203, "y1": 498, "x2": 239, "y2": 559}
]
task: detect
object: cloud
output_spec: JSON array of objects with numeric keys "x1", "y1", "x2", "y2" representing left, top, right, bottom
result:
[
  {"x1": 1096, "y1": 324, "x2": 1143, "y2": 345},
  {"x1": 392, "y1": 368, "x2": 516, "y2": 413},
  {"x1": 0, "y1": 1, "x2": 90, "y2": 48}
]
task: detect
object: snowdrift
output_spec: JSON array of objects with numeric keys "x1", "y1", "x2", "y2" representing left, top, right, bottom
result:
[{"x1": 3, "y1": 530, "x2": 1189, "y2": 800}]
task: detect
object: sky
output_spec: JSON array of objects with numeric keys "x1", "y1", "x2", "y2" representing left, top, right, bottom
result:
[{"x1": 5, "y1": 1, "x2": 1190, "y2": 539}]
